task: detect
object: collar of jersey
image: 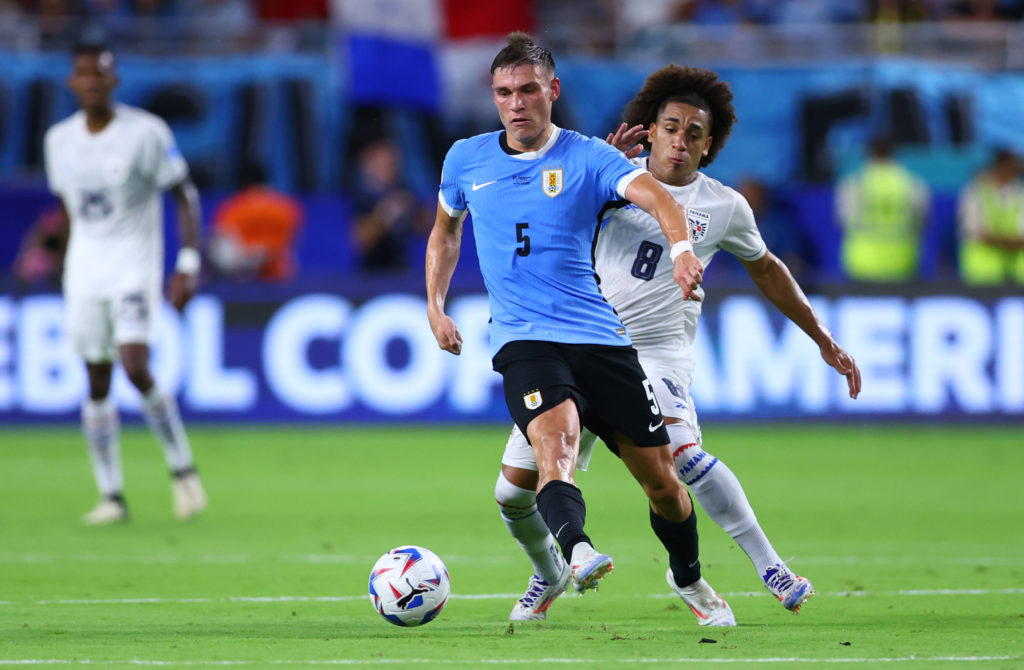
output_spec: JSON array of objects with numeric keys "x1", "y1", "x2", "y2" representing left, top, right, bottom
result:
[
  {"x1": 638, "y1": 156, "x2": 702, "y2": 194},
  {"x1": 77, "y1": 103, "x2": 122, "y2": 139},
  {"x1": 506, "y1": 125, "x2": 561, "y2": 161}
]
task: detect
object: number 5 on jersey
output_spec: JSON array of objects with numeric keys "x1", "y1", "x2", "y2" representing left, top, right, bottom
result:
[{"x1": 516, "y1": 222, "x2": 531, "y2": 257}]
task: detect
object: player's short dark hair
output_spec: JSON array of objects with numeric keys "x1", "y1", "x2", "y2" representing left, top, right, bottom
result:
[
  {"x1": 490, "y1": 32, "x2": 555, "y2": 76},
  {"x1": 73, "y1": 41, "x2": 109, "y2": 56},
  {"x1": 621, "y1": 65, "x2": 736, "y2": 167}
]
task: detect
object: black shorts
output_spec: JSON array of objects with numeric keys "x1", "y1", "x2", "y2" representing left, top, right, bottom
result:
[{"x1": 492, "y1": 340, "x2": 670, "y2": 450}]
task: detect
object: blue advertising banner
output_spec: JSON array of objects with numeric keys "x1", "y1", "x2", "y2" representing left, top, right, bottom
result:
[{"x1": 1, "y1": 284, "x2": 1020, "y2": 424}]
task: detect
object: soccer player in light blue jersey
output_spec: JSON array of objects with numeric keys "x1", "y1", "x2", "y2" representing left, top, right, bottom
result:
[
  {"x1": 426, "y1": 32, "x2": 734, "y2": 625},
  {"x1": 497, "y1": 65, "x2": 862, "y2": 624}
]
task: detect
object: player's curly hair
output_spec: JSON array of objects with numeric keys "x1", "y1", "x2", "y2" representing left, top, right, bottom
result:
[
  {"x1": 621, "y1": 65, "x2": 736, "y2": 167},
  {"x1": 490, "y1": 31, "x2": 555, "y2": 75}
]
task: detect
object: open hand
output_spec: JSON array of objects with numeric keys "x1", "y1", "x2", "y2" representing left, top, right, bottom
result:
[
  {"x1": 673, "y1": 252, "x2": 704, "y2": 302},
  {"x1": 167, "y1": 272, "x2": 197, "y2": 312},
  {"x1": 429, "y1": 312, "x2": 463, "y2": 355},
  {"x1": 820, "y1": 340, "x2": 861, "y2": 399},
  {"x1": 606, "y1": 123, "x2": 648, "y2": 159}
]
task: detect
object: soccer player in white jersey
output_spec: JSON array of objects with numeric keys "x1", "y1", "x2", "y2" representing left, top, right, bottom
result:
[
  {"x1": 43, "y1": 42, "x2": 207, "y2": 525},
  {"x1": 498, "y1": 65, "x2": 862, "y2": 624}
]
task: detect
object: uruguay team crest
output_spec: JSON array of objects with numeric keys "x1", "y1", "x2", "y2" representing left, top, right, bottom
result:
[
  {"x1": 687, "y1": 208, "x2": 711, "y2": 243},
  {"x1": 524, "y1": 389, "x2": 543, "y2": 410},
  {"x1": 542, "y1": 169, "x2": 563, "y2": 197}
]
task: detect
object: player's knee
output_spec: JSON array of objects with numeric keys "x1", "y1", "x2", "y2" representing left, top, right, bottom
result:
[
  {"x1": 86, "y1": 366, "x2": 113, "y2": 399},
  {"x1": 122, "y1": 364, "x2": 152, "y2": 391},
  {"x1": 495, "y1": 472, "x2": 537, "y2": 520},
  {"x1": 667, "y1": 423, "x2": 718, "y2": 486},
  {"x1": 644, "y1": 478, "x2": 689, "y2": 522},
  {"x1": 645, "y1": 478, "x2": 682, "y2": 506}
]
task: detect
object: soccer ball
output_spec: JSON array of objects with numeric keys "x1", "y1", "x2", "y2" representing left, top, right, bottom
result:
[{"x1": 368, "y1": 545, "x2": 450, "y2": 626}]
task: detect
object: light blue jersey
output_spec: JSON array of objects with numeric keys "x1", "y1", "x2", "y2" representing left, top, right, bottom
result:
[{"x1": 439, "y1": 126, "x2": 646, "y2": 358}]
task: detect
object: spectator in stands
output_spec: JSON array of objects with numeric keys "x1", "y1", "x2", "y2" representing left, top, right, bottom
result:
[
  {"x1": 257, "y1": 0, "x2": 326, "y2": 21},
  {"x1": 957, "y1": 147, "x2": 1024, "y2": 285},
  {"x1": 1, "y1": 0, "x2": 26, "y2": 21},
  {"x1": 349, "y1": 139, "x2": 431, "y2": 273},
  {"x1": 835, "y1": 134, "x2": 929, "y2": 282},
  {"x1": 950, "y1": 0, "x2": 1019, "y2": 20},
  {"x1": 14, "y1": 203, "x2": 68, "y2": 287},
  {"x1": 36, "y1": 0, "x2": 84, "y2": 49},
  {"x1": 208, "y1": 164, "x2": 303, "y2": 282}
]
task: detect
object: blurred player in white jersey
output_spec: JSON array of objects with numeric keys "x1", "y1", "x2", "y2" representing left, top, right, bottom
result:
[
  {"x1": 498, "y1": 65, "x2": 862, "y2": 623},
  {"x1": 43, "y1": 41, "x2": 207, "y2": 525}
]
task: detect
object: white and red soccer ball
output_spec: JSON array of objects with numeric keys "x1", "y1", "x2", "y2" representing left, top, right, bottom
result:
[{"x1": 368, "y1": 545, "x2": 450, "y2": 626}]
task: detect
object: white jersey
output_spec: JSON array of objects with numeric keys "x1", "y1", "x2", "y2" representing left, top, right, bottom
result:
[
  {"x1": 44, "y1": 103, "x2": 188, "y2": 297},
  {"x1": 595, "y1": 159, "x2": 767, "y2": 381}
]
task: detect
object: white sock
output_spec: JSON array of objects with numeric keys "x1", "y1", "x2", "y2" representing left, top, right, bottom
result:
[
  {"x1": 495, "y1": 473, "x2": 566, "y2": 584},
  {"x1": 141, "y1": 386, "x2": 194, "y2": 473},
  {"x1": 82, "y1": 397, "x2": 122, "y2": 497},
  {"x1": 668, "y1": 423, "x2": 782, "y2": 578}
]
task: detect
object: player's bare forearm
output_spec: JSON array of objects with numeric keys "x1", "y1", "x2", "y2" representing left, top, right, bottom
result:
[
  {"x1": 743, "y1": 252, "x2": 826, "y2": 342},
  {"x1": 425, "y1": 204, "x2": 464, "y2": 355},
  {"x1": 743, "y1": 252, "x2": 861, "y2": 398},
  {"x1": 169, "y1": 178, "x2": 201, "y2": 251},
  {"x1": 979, "y1": 232, "x2": 1024, "y2": 252},
  {"x1": 167, "y1": 178, "x2": 201, "y2": 311},
  {"x1": 626, "y1": 174, "x2": 690, "y2": 246}
]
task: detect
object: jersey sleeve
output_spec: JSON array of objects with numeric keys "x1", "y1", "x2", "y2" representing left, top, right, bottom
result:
[
  {"x1": 438, "y1": 141, "x2": 467, "y2": 217},
  {"x1": 43, "y1": 127, "x2": 62, "y2": 195},
  {"x1": 140, "y1": 116, "x2": 189, "y2": 190},
  {"x1": 720, "y1": 193, "x2": 768, "y2": 262},
  {"x1": 589, "y1": 138, "x2": 647, "y2": 200}
]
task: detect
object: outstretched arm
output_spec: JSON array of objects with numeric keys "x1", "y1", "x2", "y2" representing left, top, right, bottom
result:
[
  {"x1": 625, "y1": 173, "x2": 704, "y2": 301},
  {"x1": 167, "y1": 177, "x2": 202, "y2": 311},
  {"x1": 741, "y1": 251, "x2": 861, "y2": 399},
  {"x1": 425, "y1": 203, "x2": 465, "y2": 355}
]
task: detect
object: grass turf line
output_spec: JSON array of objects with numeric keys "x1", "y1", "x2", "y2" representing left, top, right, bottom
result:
[{"x1": 0, "y1": 424, "x2": 1021, "y2": 668}]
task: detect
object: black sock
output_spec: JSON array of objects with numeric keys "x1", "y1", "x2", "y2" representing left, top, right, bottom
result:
[
  {"x1": 650, "y1": 500, "x2": 701, "y2": 588},
  {"x1": 171, "y1": 465, "x2": 197, "y2": 480},
  {"x1": 105, "y1": 492, "x2": 127, "y2": 507},
  {"x1": 536, "y1": 480, "x2": 591, "y2": 561}
]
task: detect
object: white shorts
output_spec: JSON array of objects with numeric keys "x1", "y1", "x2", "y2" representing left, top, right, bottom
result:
[
  {"x1": 65, "y1": 288, "x2": 159, "y2": 362},
  {"x1": 499, "y1": 347, "x2": 702, "y2": 471},
  {"x1": 637, "y1": 348, "x2": 702, "y2": 448}
]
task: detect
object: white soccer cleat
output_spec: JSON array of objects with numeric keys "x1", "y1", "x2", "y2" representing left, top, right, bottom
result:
[
  {"x1": 763, "y1": 563, "x2": 814, "y2": 612},
  {"x1": 509, "y1": 567, "x2": 571, "y2": 621},
  {"x1": 570, "y1": 544, "x2": 614, "y2": 593},
  {"x1": 666, "y1": 570, "x2": 737, "y2": 627},
  {"x1": 172, "y1": 472, "x2": 207, "y2": 520},
  {"x1": 82, "y1": 498, "x2": 128, "y2": 525}
]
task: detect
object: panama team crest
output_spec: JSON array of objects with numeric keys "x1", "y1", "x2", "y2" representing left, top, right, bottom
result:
[
  {"x1": 523, "y1": 390, "x2": 543, "y2": 410},
  {"x1": 687, "y1": 208, "x2": 711, "y2": 243},
  {"x1": 542, "y1": 169, "x2": 563, "y2": 197}
]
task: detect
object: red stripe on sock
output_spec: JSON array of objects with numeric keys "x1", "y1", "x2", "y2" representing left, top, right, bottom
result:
[{"x1": 672, "y1": 443, "x2": 699, "y2": 459}]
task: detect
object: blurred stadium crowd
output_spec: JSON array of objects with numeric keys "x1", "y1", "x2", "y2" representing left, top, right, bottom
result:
[
  {"x1": 3, "y1": 0, "x2": 1024, "y2": 287},
  {"x1": 1, "y1": 0, "x2": 1022, "y2": 53}
]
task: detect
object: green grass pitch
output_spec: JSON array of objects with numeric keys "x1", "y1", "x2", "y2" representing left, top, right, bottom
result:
[{"x1": 1, "y1": 423, "x2": 1022, "y2": 668}]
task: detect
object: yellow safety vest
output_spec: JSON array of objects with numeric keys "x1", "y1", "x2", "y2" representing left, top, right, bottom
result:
[
  {"x1": 960, "y1": 180, "x2": 1024, "y2": 285},
  {"x1": 842, "y1": 164, "x2": 920, "y2": 282}
]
